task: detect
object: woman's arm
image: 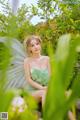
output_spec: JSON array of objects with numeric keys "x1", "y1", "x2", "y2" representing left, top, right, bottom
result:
[
  {"x1": 47, "y1": 56, "x2": 51, "y2": 76},
  {"x1": 24, "y1": 58, "x2": 44, "y2": 90},
  {"x1": 43, "y1": 56, "x2": 51, "y2": 90}
]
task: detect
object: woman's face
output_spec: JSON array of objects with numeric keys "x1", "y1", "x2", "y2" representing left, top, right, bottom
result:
[{"x1": 29, "y1": 39, "x2": 41, "y2": 55}]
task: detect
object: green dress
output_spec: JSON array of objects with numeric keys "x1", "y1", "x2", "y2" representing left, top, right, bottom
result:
[{"x1": 25, "y1": 68, "x2": 50, "y2": 92}]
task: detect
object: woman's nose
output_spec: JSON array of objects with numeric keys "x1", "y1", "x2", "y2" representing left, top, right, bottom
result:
[{"x1": 35, "y1": 45, "x2": 38, "y2": 48}]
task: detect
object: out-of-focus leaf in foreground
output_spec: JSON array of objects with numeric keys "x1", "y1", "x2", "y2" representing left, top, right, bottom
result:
[{"x1": 43, "y1": 34, "x2": 80, "y2": 120}]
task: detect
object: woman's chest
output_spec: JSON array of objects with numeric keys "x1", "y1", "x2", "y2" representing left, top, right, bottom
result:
[{"x1": 29, "y1": 58, "x2": 47, "y2": 70}]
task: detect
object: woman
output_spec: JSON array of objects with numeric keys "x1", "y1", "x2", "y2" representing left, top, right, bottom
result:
[
  {"x1": 23, "y1": 35, "x2": 51, "y2": 106},
  {"x1": 23, "y1": 35, "x2": 75, "y2": 120}
]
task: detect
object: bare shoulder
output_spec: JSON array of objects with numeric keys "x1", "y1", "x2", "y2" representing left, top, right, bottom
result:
[{"x1": 42, "y1": 55, "x2": 50, "y2": 61}]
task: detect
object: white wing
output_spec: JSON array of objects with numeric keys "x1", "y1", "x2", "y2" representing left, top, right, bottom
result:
[{"x1": 0, "y1": 37, "x2": 28, "y2": 89}]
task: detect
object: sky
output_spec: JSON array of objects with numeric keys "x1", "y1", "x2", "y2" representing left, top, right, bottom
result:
[
  {"x1": 19, "y1": 0, "x2": 38, "y2": 6},
  {"x1": 0, "y1": 0, "x2": 44, "y2": 25},
  {"x1": 10, "y1": 0, "x2": 44, "y2": 25},
  {"x1": 19, "y1": 0, "x2": 45, "y2": 25}
]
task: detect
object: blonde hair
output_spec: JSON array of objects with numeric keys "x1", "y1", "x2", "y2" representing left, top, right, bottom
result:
[{"x1": 24, "y1": 35, "x2": 42, "y2": 56}]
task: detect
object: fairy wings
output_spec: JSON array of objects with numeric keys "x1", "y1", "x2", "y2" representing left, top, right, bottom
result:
[{"x1": 0, "y1": 37, "x2": 27, "y2": 89}]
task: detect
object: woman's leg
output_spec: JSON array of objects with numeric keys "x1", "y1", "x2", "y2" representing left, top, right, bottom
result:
[
  {"x1": 42, "y1": 90, "x2": 47, "y2": 107},
  {"x1": 68, "y1": 110, "x2": 76, "y2": 120},
  {"x1": 31, "y1": 89, "x2": 47, "y2": 107}
]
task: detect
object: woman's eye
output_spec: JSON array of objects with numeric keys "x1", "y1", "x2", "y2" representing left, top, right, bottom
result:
[
  {"x1": 31, "y1": 44, "x2": 34, "y2": 47},
  {"x1": 36, "y1": 42, "x2": 39, "y2": 45},
  {"x1": 31, "y1": 42, "x2": 39, "y2": 47}
]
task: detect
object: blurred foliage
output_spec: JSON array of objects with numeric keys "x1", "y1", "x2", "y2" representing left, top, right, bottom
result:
[
  {"x1": 8, "y1": 89, "x2": 38, "y2": 120},
  {"x1": 0, "y1": 41, "x2": 10, "y2": 70},
  {"x1": 56, "y1": 0, "x2": 80, "y2": 34},
  {"x1": 44, "y1": 34, "x2": 80, "y2": 120},
  {"x1": 0, "y1": 2, "x2": 35, "y2": 41},
  {"x1": 0, "y1": 38, "x2": 14, "y2": 112},
  {"x1": 34, "y1": 0, "x2": 80, "y2": 54},
  {"x1": 37, "y1": 0, "x2": 57, "y2": 20}
]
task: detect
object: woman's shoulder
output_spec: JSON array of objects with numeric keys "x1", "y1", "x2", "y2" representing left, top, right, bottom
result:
[
  {"x1": 41, "y1": 55, "x2": 50, "y2": 60},
  {"x1": 24, "y1": 56, "x2": 49, "y2": 63}
]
